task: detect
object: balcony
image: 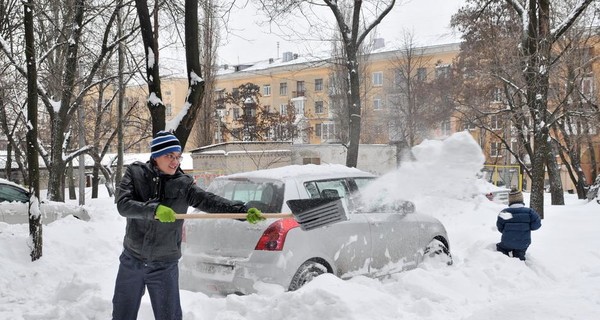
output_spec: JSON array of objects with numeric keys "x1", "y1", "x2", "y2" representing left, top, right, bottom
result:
[{"x1": 292, "y1": 91, "x2": 305, "y2": 98}]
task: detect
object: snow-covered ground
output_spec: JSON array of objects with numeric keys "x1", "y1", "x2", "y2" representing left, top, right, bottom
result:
[{"x1": 1, "y1": 132, "x2": 599, "y2": 319}]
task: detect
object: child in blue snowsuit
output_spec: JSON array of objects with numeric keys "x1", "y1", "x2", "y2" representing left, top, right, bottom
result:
[{"x1": 496, "y1": 188, "x2": 542, "y2": 261}]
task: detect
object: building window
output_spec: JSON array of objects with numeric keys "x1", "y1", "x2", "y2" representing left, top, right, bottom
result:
[
  {"x1": 322, "y1": 123, "x2": 336, "y2": 141},
  {"x1": 581, "y1": 75, "x2": 594, "y2": 100},
  {"x1": 315, "y1": 78, "x2": 323, "y2": 91},
  {"x1": 373, "y1": 98, "x2": 382, "y2": 110},
  {"x1": 280, "y1": 82, "x2": 287, "y2": 95},
  {"x1": 315, "y1": 101, "x2": 324, "y2": 114},
  {"x1": 373, "y1": 71, "x2": 383, "y2": 86},
  {"x1": 491, "y1": 87, "x2": 503, "y2": 102},
  {"x1": 435, "y1": 64, "x2": 450, "y2": 79},
  {"x1": 490, "y1": 114, "x2": 503, "y2": 130},
  {"x1": 166, "y1": 103, "x2": 172, "y2": 117},
  {"x1": 441, "y1": 119, "x2": 451, "y2": 136},
  {"x1": 263, "y1": 84, "x2": 271, "y2": 96},
  {"x1": 417, "y1": 67, "x2": 427, "y2": 81},
  {"x1": 394, "y1": 68, "x2": 406, "y2": 88},
  {"x1": 491, "y1": 141, "x2": 502, "y2": 157},
  {"x1": 279, "y1": 104, "x2": 288, "y2": 115},
  {"x1": 315, "y1": 123, "x2": 321, "y2": 137},
  {"x1": 232, "y1": 107, "x2": 240, "y2": 119},
  {"x1": 296, "y1": 81, "x2": 305, "y2": 97},
  {"x1": 463, "y1": 119, "x2": 476, "y2": 131}
]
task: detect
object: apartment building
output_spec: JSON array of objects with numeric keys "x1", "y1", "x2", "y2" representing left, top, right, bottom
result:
[{"x1": 211, "y1": 41, "x2": 460, "y2": 147}]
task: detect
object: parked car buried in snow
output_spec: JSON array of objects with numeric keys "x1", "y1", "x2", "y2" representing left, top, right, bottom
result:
[
  {"x1": 0, "y1": 178, "x2": 90, "y2": 224},
  {"x1": 484, "y1": 186, "x2": 510, "y2": 204},
  {"x1": 179, "y1": 164, "x2": 452, "y2": 295}
]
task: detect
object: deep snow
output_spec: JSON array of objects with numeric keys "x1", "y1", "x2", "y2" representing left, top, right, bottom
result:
[{"x1": 1, "y1": 132, "x2": 599, "y2": 319}]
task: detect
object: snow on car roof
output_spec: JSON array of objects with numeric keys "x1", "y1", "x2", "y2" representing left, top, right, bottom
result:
[{"x1": 221, "y1": 164, "x2": 375, "y2": 181}]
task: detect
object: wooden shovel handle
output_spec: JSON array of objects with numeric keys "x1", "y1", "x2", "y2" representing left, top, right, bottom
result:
[{"x1": 171, "y1": 213, "x2": 294, "y2": 219}]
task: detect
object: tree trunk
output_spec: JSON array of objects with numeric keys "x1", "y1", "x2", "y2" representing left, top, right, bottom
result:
[
  {"x1": 24, "y1": 0, "x2": 42, "y2": 261},
  {"x1": 134, "y1": 0, "x2": 164, "y2": 134},
  {"x1": 545, "y1": 147, "x2": 564, "y2": 205},
  {"x1": 173, "y1": 0, "x2": 206, "y2": 147},
  {"x1": 530, "y1": 133, "x2": 547, "y2": 218},
  {"x1": 92, "y1": 165, "x2": 99, "y2": 198},
  {"x1": 68, "y1": 161, "x2": 76, "y2": 200},
  {"x1": 345, "y1": 48, "x2": 361, "y2": 168},
  {"x1": 47, "y1": 0, "x2": 85, "y2": 202},
  {"x1": 115, "y1": 0, "x2": 125, "y2": 201}
]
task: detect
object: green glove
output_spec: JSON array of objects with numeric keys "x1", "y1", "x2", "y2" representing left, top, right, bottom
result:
[
  {"x1": 156, "y1": 204, "x2": 176, "y2": 222},
  {"x1": 246, "y1": 207, "x2": 265, "y2": 224}
]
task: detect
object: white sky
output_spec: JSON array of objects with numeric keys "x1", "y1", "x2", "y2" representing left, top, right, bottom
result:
[
  {"x1": 2, "y1": 131, "x2": 600, "y2": 319},
  {"x1": 217, "y1": 0, "x2": 465, "y2": 65}
]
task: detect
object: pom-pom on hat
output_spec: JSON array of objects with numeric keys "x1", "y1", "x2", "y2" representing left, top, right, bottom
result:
[
  {"x1": 508, "y1": 188, "x2": 524, "y2": 205},
  {"x1": 150, "y1": 130, "x2": 181, "y2": 159}
]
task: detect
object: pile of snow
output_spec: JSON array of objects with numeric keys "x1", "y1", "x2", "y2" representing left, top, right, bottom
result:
[{"x1": 1, "y1": 132, "x2": 599, "y2": 319}]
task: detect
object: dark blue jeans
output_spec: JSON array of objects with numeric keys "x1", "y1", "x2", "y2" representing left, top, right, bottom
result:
[
  {"x1": 112, "y1": 251, "x2": 182, "y2": 320},
  {"x1": 496, "y1": 243, "x2": 527, "y2": 261}
]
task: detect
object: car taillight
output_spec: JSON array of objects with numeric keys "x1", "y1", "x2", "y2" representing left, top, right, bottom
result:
[{"x1": 255, "y1": 218, "x2": 300, "y2": 251}]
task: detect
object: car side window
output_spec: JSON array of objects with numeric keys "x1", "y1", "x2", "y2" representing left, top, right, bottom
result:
[
  {"x1": 303, "y1": 180, "x2": 348, "y2": 199},
  {"x1": 0, "y1": 184, "x2": 29, "y2": 203},
  {"x1": 353, "y1": 177, "x2": 374, "y2": 191}
]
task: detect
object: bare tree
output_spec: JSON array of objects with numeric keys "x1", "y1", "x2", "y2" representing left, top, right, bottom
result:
[
  {"x1": 385, "y1": 32, "x2": 455, "y2": 150},
  {"x1": 134, "y1": 0, "x2": 213, "y2": 149},
  {"x1": 190, "y1": 0, "x2": 221, "y2": 148},
  {"x1": 220, "y1": 83, "x2": 301, "y2": 142},
  {"x1": 257, "y1": 0, "x2": 396, "y2": 167},
  {"x1": 550, "y1": 24, "x2": 600, "y2": 199},
  {"x1": 452, "y1": 0, "x2": 596, "y2": 216},
  {"x1": 0, "y1": 0, "x2": 141, "y2": 201}
]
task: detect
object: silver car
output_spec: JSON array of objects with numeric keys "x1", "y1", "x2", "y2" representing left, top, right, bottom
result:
[
  {"x1": 180, "y1": 164, "x2": 451, "y2": 295},
  {"x1": 0, "y1": 178, "x2": 90, "y2": 224}
]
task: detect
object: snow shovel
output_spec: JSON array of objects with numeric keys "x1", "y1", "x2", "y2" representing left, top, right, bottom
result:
[{"x1": 167, "y1": 197, "x2": 348, "y2": 231}]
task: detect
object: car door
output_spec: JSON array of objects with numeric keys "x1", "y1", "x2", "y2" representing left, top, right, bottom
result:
[
  {"x1": 300, "y1": 178, "x2": 371, "y2": 278},
  {"x1": 366, "y1": 210, "x2": 423, "y2": 277}
]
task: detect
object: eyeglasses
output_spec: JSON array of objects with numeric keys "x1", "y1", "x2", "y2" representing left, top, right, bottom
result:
[{"x1": 163, "y1": 154, "x2": 183, "y2": 162}]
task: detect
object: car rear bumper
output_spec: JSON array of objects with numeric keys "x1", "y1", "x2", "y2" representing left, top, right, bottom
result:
[{"x1": 179, "y1": 251, "x2": 296, "y2": 295}]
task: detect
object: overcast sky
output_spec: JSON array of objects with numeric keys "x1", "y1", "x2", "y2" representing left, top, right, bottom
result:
[{"x1": 216, "y1": 0, "x2": 465, "y2": 65}]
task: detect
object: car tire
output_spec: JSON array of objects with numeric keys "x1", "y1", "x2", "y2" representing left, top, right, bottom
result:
[
  {"x1": 288, "y1": 260, "x2": 328, "y2": 291},
  {"x1": 423, "y1": 238, "x2": 453, "y2": 266}
]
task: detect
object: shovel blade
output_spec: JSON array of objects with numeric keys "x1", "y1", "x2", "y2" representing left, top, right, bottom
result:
[{"x1": 286, "y1": 198, "x2": 348, "y2": 231}]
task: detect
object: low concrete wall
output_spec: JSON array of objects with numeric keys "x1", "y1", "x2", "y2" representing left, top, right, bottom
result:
[{"x1": 191, "y1": 142, "x2": 397, "y2": 177}]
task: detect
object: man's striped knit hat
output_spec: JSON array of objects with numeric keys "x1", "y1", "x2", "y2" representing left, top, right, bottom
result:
[{"x1": 150, "y1": 131, "x2": 181, "y2": 159}]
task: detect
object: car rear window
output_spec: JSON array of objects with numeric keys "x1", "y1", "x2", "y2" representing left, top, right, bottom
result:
[{"x1": 207, "y1": 178, "x2": 284, "y2": 212}]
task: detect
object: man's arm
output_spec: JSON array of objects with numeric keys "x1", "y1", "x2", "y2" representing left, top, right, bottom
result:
[{"x1": 116, "y1": 166, "x2": 158, "y2": 220}]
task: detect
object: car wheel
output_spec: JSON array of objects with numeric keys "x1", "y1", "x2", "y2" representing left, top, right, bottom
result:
[
  {"x1": 423, "y1": 238, "x2": 453, "y2": 266},
  {"x1": 288, "y1": 260, "x2": 328, "y2": 291}
]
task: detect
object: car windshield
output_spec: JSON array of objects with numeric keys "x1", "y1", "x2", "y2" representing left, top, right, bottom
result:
[{"x1": 207, "y1": 178, "x2": 284, "y2": 213}]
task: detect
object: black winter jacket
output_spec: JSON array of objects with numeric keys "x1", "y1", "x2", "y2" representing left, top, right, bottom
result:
[{"x1": 116, "y1": 161, "x2": 246, "y2": 262}]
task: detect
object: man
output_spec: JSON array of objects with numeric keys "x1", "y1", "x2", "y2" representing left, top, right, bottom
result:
[
  {"x1": 496, "y1": 188, "x2": 542, "y2": 261},
  {"x1": 112, "y1": 131, "x2": 257, "y2": 320}
]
